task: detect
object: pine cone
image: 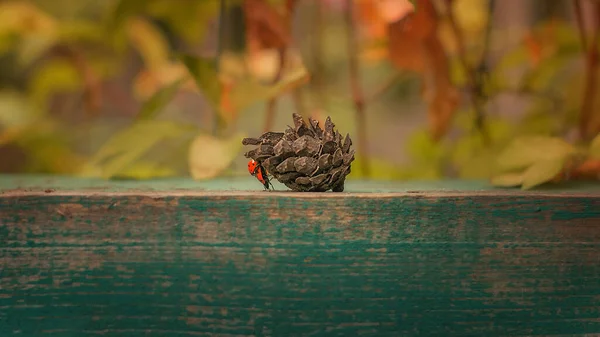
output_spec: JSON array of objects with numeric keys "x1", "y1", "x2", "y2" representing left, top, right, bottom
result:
[{"x1": 242, "y1": 113, "x2": 355, "y2": 192}]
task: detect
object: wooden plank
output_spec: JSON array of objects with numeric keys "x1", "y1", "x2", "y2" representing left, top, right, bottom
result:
[{"x1": 1, "y1": 175, "x2": 599, "y2": 336}]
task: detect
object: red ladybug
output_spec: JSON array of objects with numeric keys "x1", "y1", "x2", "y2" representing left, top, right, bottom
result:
[{"x1": 247, "y1": 159, "x2": 272, "y2": 190}]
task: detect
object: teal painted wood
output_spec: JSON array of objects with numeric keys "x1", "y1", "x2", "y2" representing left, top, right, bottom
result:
[{"x1": 1, "y1": 175, "x2": 600, "y2": 336}]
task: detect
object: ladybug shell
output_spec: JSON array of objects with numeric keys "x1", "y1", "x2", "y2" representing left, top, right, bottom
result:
[
  {"x1": 248, "y1": 159, "x2": 258, "y2": 175},
  {"x1": 255, "y1": 168, "x2": 266, "y2": 185}
]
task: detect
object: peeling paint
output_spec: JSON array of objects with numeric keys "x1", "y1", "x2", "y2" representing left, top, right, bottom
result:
[{"x1": 1, "y1": 188, "x2": 599, "y2": 336}]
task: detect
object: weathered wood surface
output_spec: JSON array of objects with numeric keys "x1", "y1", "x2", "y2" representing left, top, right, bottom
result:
[{"x1": 1, "y1": 175, "x2": 600, "y2": 336}]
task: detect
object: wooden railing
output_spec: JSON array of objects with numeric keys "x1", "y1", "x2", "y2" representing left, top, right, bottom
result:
[{"x1": 1, "y1": 175, "x2": 599, "y2": 336}]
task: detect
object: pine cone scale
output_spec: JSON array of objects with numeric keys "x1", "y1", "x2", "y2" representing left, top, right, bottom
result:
[{"x1": 243, "y1": 113, "x2": 354, "y2": 192}]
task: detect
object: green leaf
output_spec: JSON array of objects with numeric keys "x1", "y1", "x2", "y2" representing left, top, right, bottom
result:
[
  {"x1": 136, "y1": 78, "x2": 185, "y2": 121},
  {"x1": 406, "y1": 129, "x2": 446, "y2": 163},
  {"x1": 347, "y1": 157, "x2": 406, "y2": 180},
  {"x1": 145, "y1": 1, "x2": 219, "y2": 45},
  {"x1": 456, "y1": 153, "x2": 495, "y2": 179},
  {"x1": 179, "y1": 52, "x2": 309, "y2": 125},
  {"x1": 494, "y1": 47, "x2": 529, "y2": 72},
  {"x1": 17, "y1": 35, "x2": 57, "y2": 66},
  {"x1": 521, "y1": 158, "x2": 565, "y2": 190},
  {"x1": 178, "y1": 53, "x2": 221, "y2": 107},
  {"x1": 230, "y1": 66, "x2": 309, "y2": 112},
  {"x1": 28, "y1": 59, "x2": 82, "y2": 110},
  {"x1": 81, "y1": 120, "x2": 197, "y2": 179},
  {"x1": 126, "y1": 16, "x2": 170, "y2": 69},
  {"x1": 110, "y1": 161, "x2": 177, "y2": 180},
  {"x1": 110, "y1": 0, "x2": 148, "y2": 28},
  {"x1": 490, "y1": 173, "x2": 524, "y2": 187},
  {"x1": 58, "y1": 20, "x2": 108, "y2": 45},
  {"x1": 496, "y1": 136, "x2": 576, "y2": 172},
  {"x1": 523, "y1": 54, "x2": 573, "y2": 91},
  {"x1": 590, "y1": 133, "x2": 600, "y2": 159},
  {"x1": 0, "y1": 90, "x2": 41, "y2": 127}
]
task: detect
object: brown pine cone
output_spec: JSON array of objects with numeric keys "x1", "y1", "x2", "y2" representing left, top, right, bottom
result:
[{"x1": 242, "y1": 113, "x2": 355, "y2": 192}]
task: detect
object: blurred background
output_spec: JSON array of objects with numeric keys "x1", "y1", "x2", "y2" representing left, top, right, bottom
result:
[{"x1": 0, "y1": 0, "x2": 599, "y2": 189}]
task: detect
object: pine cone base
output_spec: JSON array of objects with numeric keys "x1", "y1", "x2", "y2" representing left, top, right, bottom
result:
[{"x1": 242, "y1": 113, "x2": 355, "y2": 192}]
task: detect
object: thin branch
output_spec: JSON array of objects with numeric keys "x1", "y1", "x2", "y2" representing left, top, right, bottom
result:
[
  {"x1": 311, "y1": 1, "x2": 328, "y2": 109},
  {"x1": 214, "y1": 0, "x2": 228, "y2": 135},
  {"x1": 574, "y1": 0, "x2": 588, "y2": 52},
  {"x1": 575, "y1": 0, "x2": 600, "y2": 140},
  {"x1": 345, "y1": 0, "x2": 370, "y2": 177},
  {"x1": 481, "y1": 0, "x2": 495, "y2": 57},
  {"x1": 444, "y1": 0, "x2": 490, "y2": 144}
]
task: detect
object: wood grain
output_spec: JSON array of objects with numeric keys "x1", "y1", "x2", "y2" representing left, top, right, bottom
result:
[{"x1": 1, "y1": 176, "x2": 600, "y2": 336}]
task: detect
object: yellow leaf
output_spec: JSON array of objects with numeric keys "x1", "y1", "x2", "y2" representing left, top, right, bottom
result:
[
  {"x1": 452, "y1": 0, "x2": 488, "y2": 37},
  {"x1": 521, "y1": 158, "x2": 565, "y2": 190},
  {"x1": 227, "y1": 49, "x2": 310, "y2": 109},
  {"x1": 221, "y1": 54, "x2": 309, "y2": 123},
  {"x1": 490, "y1": 173, "x2": 523, "y2": 187},
  {"x1": 590, "y1": 133, "x2": 600, "y2": 159},
  {"x1": 0, "y1": 2, "x2": 58, "y2": 65},
  {"x1": 28, "y1": 59, "x2": 82, "y2": 109},
  {"x1": 17, "y1": 34, "x2": 57, "y2": 65},
  {"x1": 133, "y1": 62, "x2": 194, "y2": 100},
  {"x1": 246, "y1": 48, "x2": 282, "y2": 83},
  {"x1": 348, "y1": 156, "x2": 403, "y2": 180},
  {"x1": 111, "y1": 161, "x2": 177, "y2": 180},
  {"x1": 81, "y1": 120, "x2": 197, "y2": 179},
  {"x1": 496, "y1": 136, "x2": 576, "y2": 172},
  {"x1": 136, "y1": 77, "x2": 185, "y2": 121},
  {"x1": 58, "y1": 20, "x2": 107, "y2": 44},
  {"x1": 232, "y1": 65, "x2": 309, "y2": 111},
  {"x1": 0, "y1": 90, "x2": 41, "y2": 127},
  {"x1": 406, "y1": 129, "x2": 446, "y2": 163},
  {"x1": 188, "y1": 133, "x2": 244, "y2": 180},
  {"x1": 456, "y1": 152, "x2": 494, "y2": 179},
  {"x1": 145, "y1": 1, "x2": 218, "y2": 45},
  {"x1": 179, "y1": 54, "x2": 221, "y2": 107},
  {"x1": 126, "y1": 17, "x2": 169, "y2": 70},
  {"x1": 218, "y1": 52, "x2": 248, "y2": 81}
]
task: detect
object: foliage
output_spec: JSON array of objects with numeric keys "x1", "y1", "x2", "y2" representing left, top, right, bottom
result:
[{"x1": 0, "y1": 0, "x2": 598, "y2": 189}]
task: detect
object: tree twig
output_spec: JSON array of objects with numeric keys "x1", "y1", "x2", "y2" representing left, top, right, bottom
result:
[
  {"x1": 311, "y1": 1, "x2": 328, "y2": 109},
  {"x1": 443, "y1": 0, "x2": 490, "y2": 144},
  {"x1": 574, "y1": 0, "x2": 600, "y2": 140},
  {"x1": 214, "y1": 0, "x2": 228, "y2": 135},
  {"x1": 574, "y1": 0, "x2": 588, "y2": 51},
  {"x1": 345, "y1": 0, "x2": 370, "y2": 177}
]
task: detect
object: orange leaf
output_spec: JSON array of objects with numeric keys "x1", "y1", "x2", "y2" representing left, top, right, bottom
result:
[
  {"x1": 524, "y1": 33, "x2": 542, "y2": 66},
  {"x1": 573, "y1": 159, "x2": 600, "y2": 179},
  {"x1": 423, "y1": 37, "x2": 460, "y2": 141},
  {"x1": 357, "y1": 0, "x2": 414, "y2": 40},
  {"x1": 377, "y1": 0, "x2": 415, "y2": 24},
  {"x1": 387, "y1": 0, "x2": 436, "y2": 72},
  {"x1": 243, "y1": 0, "x2": 292, "y2": 52},
  {"x1": 357, "y1": 0, "x2": 386, "y2": 40},
  {"x1": 219, "y1": 80, "x2": 235, "y2": 124},
  {"x1": 387, "y1": 0, "x2": 459, "y2": 140},
  {"x1": 242, "y1": 0, "x2": 296, "y2": 84}
]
